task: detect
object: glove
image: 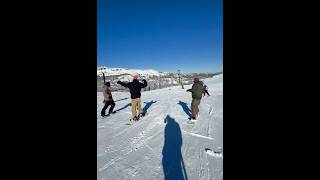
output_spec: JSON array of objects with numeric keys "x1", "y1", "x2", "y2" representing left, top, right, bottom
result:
[
  {"x1": 117, "y1": 81, "x2": 121, "y2": 84},
  {"x1": 186, "y1": 89, "x2": 191, "y2": 92}
]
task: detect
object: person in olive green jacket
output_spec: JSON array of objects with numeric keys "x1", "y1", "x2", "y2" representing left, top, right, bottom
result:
[{"x1": 186, "y1": 77, "x2": 204, "y2": 120}]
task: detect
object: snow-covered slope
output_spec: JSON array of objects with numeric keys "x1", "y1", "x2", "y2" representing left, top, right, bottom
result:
[{"x1": 97, "y1": 74, "x2": 223, "y2": 180}]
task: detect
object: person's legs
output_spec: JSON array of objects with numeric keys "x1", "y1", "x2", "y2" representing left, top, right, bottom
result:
[
  {"x1": 108, "y1": 100, "x2": 115, "y2": 114},
  {"x1": 206, "y1": 90, "x2": 210, "y2": 96},
  {"x1": 131, "y1": 99, "x2": 138, "y2": 119},
  {"x1": 191, "y1": 99, "x2": 201, "y2": 119},
  {"x1": 191, "y1": 99, "x2": 196, "y2": 118},
  {"x1": 137, "y1": 98, "x2": 144, "y2": 115},
  {"x1": 195, "y1": 99, "x2": 201, "y2": 118},
  {"x1": 101, "y1": 101, "x2": 110, "y2": 116}
]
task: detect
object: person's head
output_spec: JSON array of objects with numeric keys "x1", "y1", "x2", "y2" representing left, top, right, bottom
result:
[
  {"x1": 105, "y1": 82, "x2": 110, "y2": 86},
  {"x1": 193, "y1": 76, "x2": 200, "y2": 82},
  {"x1": 132, "y1": 73, "x2": 140, "y2": 80}
]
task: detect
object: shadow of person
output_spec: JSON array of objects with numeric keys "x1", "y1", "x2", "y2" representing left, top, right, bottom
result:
[
  {"x1": 143, "y1": 100, "x2": 157, "y2": 113},
  {"x1": 162, "y1": 115, "x2": 188, "y2": 180},
  {"x1": 114, "y1": 103, "x2": 131, "y2": 112},
  {"x1": 114, "y1": 97, "x2": 129, "y2": 102},
  {"x1": 177, "y1": 101, "x2": 192, "y2": 118}
]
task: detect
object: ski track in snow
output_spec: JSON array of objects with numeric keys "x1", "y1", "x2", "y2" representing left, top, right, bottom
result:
[
  {"x1": 99, "y1": 116, "x2": 164, "y2": 172},
  {"x1": 183, "y1": 131, "x2": 215, "y2": 141},
  {"x1": 97, "y1": 75, "x2": 223, "y2": 180}
]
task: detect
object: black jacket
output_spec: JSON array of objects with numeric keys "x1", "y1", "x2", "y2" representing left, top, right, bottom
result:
[{"x1": 117, "y1": 79, "x2": 147, "y2": 99}]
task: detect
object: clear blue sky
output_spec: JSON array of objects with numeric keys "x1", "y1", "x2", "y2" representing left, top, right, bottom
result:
[{"x1": 97, "y1": 0, "x2": 222, "y2": 73}]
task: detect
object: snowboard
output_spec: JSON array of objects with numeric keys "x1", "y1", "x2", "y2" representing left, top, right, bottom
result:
[
  {"x1": 187, "y1": 119, "x2": 197, "y2": 124},
  {"x1": 99, "y1": 111, "x2": 117, "y2": 119},
  {"x1": 126, "y1": 112, "x2": 147, "y2": 125},
  {"x1": 187, "y1": 114, "x2": 200, "y2": 124}
]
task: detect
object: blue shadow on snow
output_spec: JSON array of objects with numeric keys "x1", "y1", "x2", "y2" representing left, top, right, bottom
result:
[
  {"x1": 114, "y1": 103, "x2": 131, "y2": 112},
  {"x1": 162, "y1": 115, "x2": 188, "y2": 180},
  {"x1": 143, "y1": 100, "x2": 157, "y2": 113},
  {"x1": 177, "y1": 101, "x2": 192, "y2": 118},
  {"x1": 114, "y1": 97, "x2": 129, "y2": 102}
]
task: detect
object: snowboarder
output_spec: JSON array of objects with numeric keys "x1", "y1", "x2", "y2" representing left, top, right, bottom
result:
[
  {"x1": 101, "y1": 82, "x2": 116, "y2": 117},
  {"x1": 203, "y1": 85, "x2": 210, "y2": 96},
  {"x1": 186, "y1": 76, "x2": 204, "y2": 120},
  {"x1": 117, "y1": 73, "x2": 147, "y2": 121}
]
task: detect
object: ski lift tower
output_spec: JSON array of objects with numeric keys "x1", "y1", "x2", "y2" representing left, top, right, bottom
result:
[
  {"x1": 178, "y1": 70, "x2": 184, "y2": 89},
  {"x1": 100, "y1": 68, "x2": 105, "y2": 84}
]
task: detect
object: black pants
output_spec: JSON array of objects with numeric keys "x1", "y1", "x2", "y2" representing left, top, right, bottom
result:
[
  {"x1": 203, "y1": 90, "x2": 210, "y2": 96},
  {"x1": 101, "y1": 100, "x2": 115, "y2": 115}
]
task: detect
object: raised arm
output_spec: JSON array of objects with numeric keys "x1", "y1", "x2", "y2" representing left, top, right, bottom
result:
[
  {"x1": 140, "y1": 79, "x2": 147, "y2": 88},
  {"x1": 117, "y1": 81, "x2": 129, "y2": 88}
]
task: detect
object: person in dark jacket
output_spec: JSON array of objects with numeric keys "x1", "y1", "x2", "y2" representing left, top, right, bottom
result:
[
  {"x1": 187, "y1": 77, "x2": 204, "y2": 120},
  {"x1": 101, "y1": 82, "x2": 116, "y2": 117},
  {"x1": 203, "y1": 85, "x2": 210, "y2": 96},
  {"x1": 117, "y1": 73, "x2": 147, "y2": 121}
]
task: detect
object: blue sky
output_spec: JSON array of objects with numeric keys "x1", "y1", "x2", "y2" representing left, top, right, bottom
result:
[{"x1": 97, "y1": 0, "x2": 222, "y2": 73}]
